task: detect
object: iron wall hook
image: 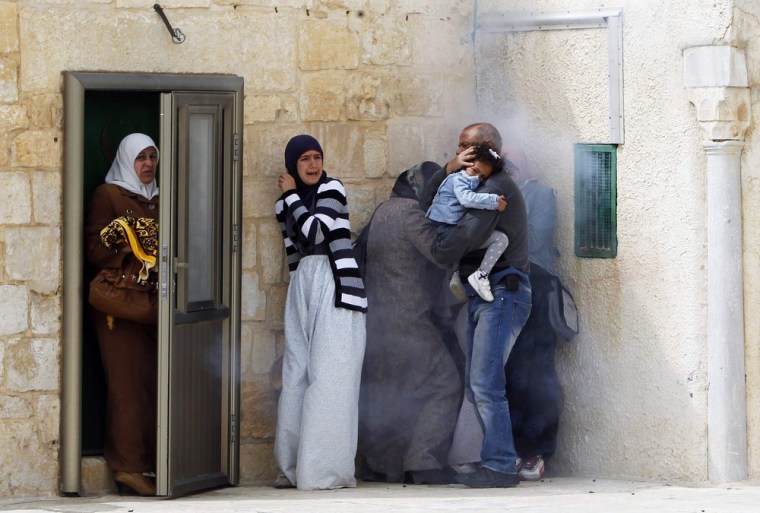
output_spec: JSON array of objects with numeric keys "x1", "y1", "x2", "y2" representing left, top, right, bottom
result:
[{"x1": 153, "y1": 4, "x2": 186, "y2": 44}]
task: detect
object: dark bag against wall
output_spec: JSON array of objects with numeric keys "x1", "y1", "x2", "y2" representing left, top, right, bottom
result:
[
  {"x1": 548, "y1": 276, "x2": 579, "y2": 341},
  {"x1": 352, "y1": 202, "x2": 383, "y2": 279},
  {"x1": 88, "y1": 258, "x2": 158, "y2": 325}
]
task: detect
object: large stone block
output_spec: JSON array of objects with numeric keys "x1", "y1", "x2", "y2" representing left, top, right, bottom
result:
[
  {"x1": 299, "y1": 72, "x2": 346, "y2": 122},
  {"x1": 300, "y1": 71, "x2": 391, "y2": 122},
  {"x1": 249, "y1": 325, "x2": 276, "y2": 375},
  {"x1": 0, "y1": 395, "x2": 32, "y2": 419},
  {"x1": 4, "y1": 226, "x2": 60, "y2": 294},
  {"x1": 239, "y1": 374, "x2": 277, "y2": 439},
  {"x1": 307, "y1": 123, "x2": 364, "y2": 178},
  {"x1": 395, "y1": 0, "x2": 471, "y2": 18},
  {"x1": 259, "y1": 221, "x2": 284, "y2": 285},
  {"x1": 345, "y1": 184, "x2": 377, "y2": 232},
  {"x1": 30, "y1": 291, "x2": 60, "y2": 337},
  {"x1": 244, "y1": 95, "x2": 298, "y2": 124},
  {"x1": 299, "y1": 19, "x2": 360, "y2": 71},
  {"x1": 409, "y1": 14, "x2": 473, "y2": 72},
  {"x1": 245, "y1": 126, "x2": 307, "y2": 179},
  {"x1": 242, "y1": 179, "x2": 281, "y2": 219},
  {"x1": 0, "y1": 421, "x2": 57, "y2": 496},
  {"x1": 12, "y1": 130, "x2": 62, "y2": 169},
  {"x1": 361, "y1": 19, "x2": 412, "y2": 66},
  {"x1": 363, "y1": 126, "x2": 387, "y2": 178},
  {"x1": 0, "y1": 285, "x2": 28, "y2": 336},
  {"x1": 240, "y1": 322, "x2": 253, "y2": 376},
  {"x1": 35, "y1": 395, "x2": 59, "y2": 447},
  {"x1": 216, "y1": 0, "x2": 314, "y2": 7},
  {"x1": 0, "y1": 172, "x2": 32, "y2": 224},
  {"x1": 345, "y1": 73, "x2": 391, "y2": 121},
  {"x1": 32, "y1": 171, "x2": 61, "y2": 225},
  {"x1": 241, "y1": 271, "x2": 266, "y2": 321},
  {"x1": 0, "y1": 2, "x2": 18, "y2": 53},
  {"x1": 267, "y1": 284, "x2": 287, "y2": 328},
  {"x1": 116, "y1": 0, "x2": 210, "y2": 7},
  {"x1": 0, "y1": 56, "x2": 18, "y2": 103},
  {"x1": 81, "y1": 456, "x2": 117, "y2": 496},
  {"x1": 241, "y1": 222, "x2": 257, "y2": 270},
  {"x1": 5, "y1": 338, "x2": 59, "y2": 392},
  {"x1": 27, "y1": 94, "x2": 63, "y2": 129},
  {"x1": 387, "y1": 120, "x2": 449, "y2": 174},
  {"x1": 0, "y1": 105, "x2": 28, "y2": 132},
  {"x1": 393, "y1": 73, "x2": 442, "y2": 117},
  {"x1": 19, "y1": 7, "x2": 296, "y2": 94},
  {"x1": 239, "y1": 442, "x2": 277, "y2": 484}
]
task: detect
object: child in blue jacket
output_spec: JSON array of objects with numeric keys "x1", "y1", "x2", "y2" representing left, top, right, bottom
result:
[{"x1": 426, "y1": 144, "x2": 508, "y2": 301}]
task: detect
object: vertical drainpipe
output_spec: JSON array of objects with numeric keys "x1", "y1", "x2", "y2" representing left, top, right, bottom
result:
[{"x1": 684, "y1": 45, "x2": 751, "y2": 483}]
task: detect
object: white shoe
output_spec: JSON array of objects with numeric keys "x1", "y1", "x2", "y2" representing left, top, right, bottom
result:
[
  {"x1": 518, "y1": 455, "x2": 545, "y2": 481},
  {"x1": 449, "y1": 271, "x2": 468, "y2": 302},
  {"x1": 467, "y1": 271, "x2": 494, "y2": 302}
]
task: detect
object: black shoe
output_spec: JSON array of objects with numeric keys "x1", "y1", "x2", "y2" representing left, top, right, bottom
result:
[
  {"x1": 455, "y1": 467, "x2": 520, "y2": 488},
  {"x1": 273, "y1": 474, "x2": 295, "y2": 489},
  {"x1": 405, "y1": 466, "x2": 458, "y2": 485}
]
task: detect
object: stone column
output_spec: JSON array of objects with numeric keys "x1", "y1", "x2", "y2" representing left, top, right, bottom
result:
[{"x1": 684, "y1": 46, "x2": 751, "y2": 483}]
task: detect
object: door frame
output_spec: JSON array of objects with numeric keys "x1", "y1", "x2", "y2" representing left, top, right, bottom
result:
[{"x1": 61, "y1": 71, "x2": 243, "y2": 495}]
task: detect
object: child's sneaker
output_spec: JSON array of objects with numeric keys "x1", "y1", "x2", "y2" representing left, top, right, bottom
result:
[
  {"x1": 468, "y1": 270, "x2": 494, "y2": 302},
  {"x1": 449, "y1": 271, "x2": 468, "y2": 302}
]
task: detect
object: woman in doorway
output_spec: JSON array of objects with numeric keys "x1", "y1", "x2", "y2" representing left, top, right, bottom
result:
[
  {"x1": 85, "y1": 133, "x2": 160, "y2": 496},
  {"x1": 273, "y1": 134, "x2": 367, "y2": 490}
]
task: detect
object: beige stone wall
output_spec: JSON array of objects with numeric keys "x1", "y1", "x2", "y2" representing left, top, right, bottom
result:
[
  {"x1": 1, "y1": 0, "x2": 63, "y2": 496},
  {"x1": 0, "y1": 0, "x2": 477, "y2": 497}
]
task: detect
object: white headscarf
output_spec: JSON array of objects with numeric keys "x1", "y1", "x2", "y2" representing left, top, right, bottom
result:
[{"x1": 105, "y1": 133, "x2": 159, "y2": 200}]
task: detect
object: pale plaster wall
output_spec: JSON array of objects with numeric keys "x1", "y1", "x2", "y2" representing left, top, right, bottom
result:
[
  {"x1": 732, "y1": 0, "x2": 760, "y2": 480},
  {"x1": 474, "y1": 0, "x2": 757, "y2": 483},
  {"x1": 0, "y1": 0, "x2": 478, "y2": 497}
]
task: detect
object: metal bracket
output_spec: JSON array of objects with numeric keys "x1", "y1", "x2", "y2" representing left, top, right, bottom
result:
[{"x1": 153, "y1": 4, "x2": 186, "y2": 44}]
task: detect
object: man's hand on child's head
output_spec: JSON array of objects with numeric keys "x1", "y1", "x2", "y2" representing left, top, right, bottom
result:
[
  {"x1": 447, "y1": 146, "x2": 477, "y2": 174},
  {"x1": 497, "y1": 195, "x2": 507, "y2": 212}
]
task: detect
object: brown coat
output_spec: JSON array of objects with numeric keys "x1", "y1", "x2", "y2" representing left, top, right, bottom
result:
[
  {"x1": 85, "y1": 183, "x2": 159, "y2": 473},
  {"x1": 86, "y1": 183, "x2": 159, "y2": 271}
]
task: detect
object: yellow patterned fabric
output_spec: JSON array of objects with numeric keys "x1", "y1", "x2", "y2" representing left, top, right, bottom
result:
[{"x1": 100, "y1": 216, "x2": 159, "y2": 283}]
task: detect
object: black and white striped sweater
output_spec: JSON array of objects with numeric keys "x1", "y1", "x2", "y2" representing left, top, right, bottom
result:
[{"x1": 275, "y1": 178, "x2": 368, "y2": 313}]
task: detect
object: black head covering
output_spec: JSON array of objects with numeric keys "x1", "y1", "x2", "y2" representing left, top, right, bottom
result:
[
  {"x1": 284, "y1": 134, "x2": 327, "y2": 209},
  {"x1": 392, "y1": 161, "x2": 441, "y2": 200}
]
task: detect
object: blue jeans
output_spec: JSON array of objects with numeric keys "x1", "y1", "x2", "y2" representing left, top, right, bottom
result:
[{"x1": 464, "y1": 269, "x2": 532, "y2": 474}]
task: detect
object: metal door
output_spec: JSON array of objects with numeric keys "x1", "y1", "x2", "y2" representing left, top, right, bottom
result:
[{"x1": 157, "y1": 92, "x2": 241, "y2": 497}]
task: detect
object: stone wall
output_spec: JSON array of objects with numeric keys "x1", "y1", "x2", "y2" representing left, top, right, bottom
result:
[
  {"x1": 0, "y1": 0, "x2": 477, "y2": 497},
  {"x1": 0, "y1": 0, "x2": 63, "y2": 496}
]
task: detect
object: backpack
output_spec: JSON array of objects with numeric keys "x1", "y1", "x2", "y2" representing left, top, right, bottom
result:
[
  {"x1": 353, "y1": 221, "x2": 371, "y2": 279},
  {"x1": 548, "y1": 276, "x2": 580, "y2": 341},
  {"x1": 352, "y1": 203, "x2": 382, "y2": 279}
]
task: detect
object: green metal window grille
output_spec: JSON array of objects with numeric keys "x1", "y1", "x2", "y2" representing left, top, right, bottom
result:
[{"x1": 574, "y1": 144, "x2": 617, "y2": 258}]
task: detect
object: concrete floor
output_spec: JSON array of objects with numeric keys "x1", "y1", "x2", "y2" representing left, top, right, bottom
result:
[{"x1": 2, "y1": 478, "x2": 760, "y2": 513}]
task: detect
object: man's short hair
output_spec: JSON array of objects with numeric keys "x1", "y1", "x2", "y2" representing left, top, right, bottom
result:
[{"x1": 463, "y1": 122, "x2": 503, "y2": 153}]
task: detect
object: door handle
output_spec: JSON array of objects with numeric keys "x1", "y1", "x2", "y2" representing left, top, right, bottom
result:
[{"x1": 174, "y1": 260, "x2": 189, "y2": 272}]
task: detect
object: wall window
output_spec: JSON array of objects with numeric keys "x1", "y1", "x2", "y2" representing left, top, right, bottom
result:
[{"x1": 574, "y1": 144, "x2": 617, "y2": 258}]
